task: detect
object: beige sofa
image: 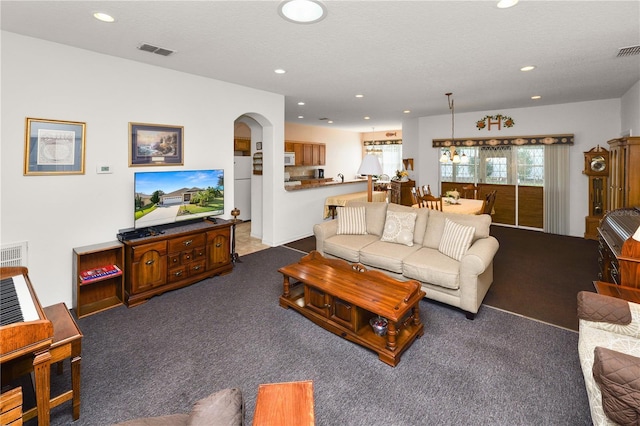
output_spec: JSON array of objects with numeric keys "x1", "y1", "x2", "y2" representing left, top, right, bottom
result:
[
  {"x1": 577, "y1": 291, "x2": 640, "y2": 425},
  {"x1": 313, "y1": 201, "x2": 499, "y2": 319}
]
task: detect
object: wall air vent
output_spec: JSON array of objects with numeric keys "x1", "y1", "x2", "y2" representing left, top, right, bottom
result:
[
  {"x1": 137, "y1": 43, "x2": 176, "y2": 57},
  {"x1": 1, "y1": 241, "x2": 28, "y2": 267},
  {"x1": 617, "y1": 45, "x2": 640, "y2": 57}
]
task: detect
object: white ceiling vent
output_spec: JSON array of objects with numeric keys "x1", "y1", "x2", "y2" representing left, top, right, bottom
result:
[
  {"x1": 617, "y1": 45, "x2": 640, "y2": 57},
  {"x1": 137, "y1": 43, "x2": 176, "y2": 57}
]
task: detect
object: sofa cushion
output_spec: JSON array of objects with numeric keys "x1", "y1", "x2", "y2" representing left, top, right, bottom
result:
[
  {"x1": 188, "y1": 388, "x2": 243, "y2": 426},
  {"x1": 359, "y1": 240, "x2": 421, "y2": 274},
  {"x1": 345, "y1": 201, "x2": 387, "y2": 236},
  {"x1": 337, "y1": 206, "x2": 367, "y2": 235},
  {"x1": 422, "y1": 210, "x2": 491, "y2": 250},
  {"x1": 387, "y1": 203, "x2": 430, "y2": 246},
  {"x1": 402, "y1": 247, "x2": 460, "y2": 290},
  {"x1": 380, "y1": 210, "x2": 417, "y2": 246},
  {"x1": 592, "y1": 347, "x2": 640, "y2": 426},
  {"x1": 324, "y1": 234, "x2": 380, "y2": 263},
  {"x1": 578, "y1": 291, "x2": 632, "y2": 325},
  {"x1": 438, "y1": 218, "x2": 475, "y2": 261}
]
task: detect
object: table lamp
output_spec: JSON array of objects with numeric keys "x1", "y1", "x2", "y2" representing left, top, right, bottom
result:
[{"x1": 357, "y1": 154, "x2": 382, "y2": 202}]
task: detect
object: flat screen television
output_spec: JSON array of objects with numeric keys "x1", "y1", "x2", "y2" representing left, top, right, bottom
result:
[{"x1": 134, "y1": 169, "x2": 224, "y2": 229}]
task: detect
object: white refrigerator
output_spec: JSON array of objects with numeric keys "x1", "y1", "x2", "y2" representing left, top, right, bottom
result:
[{"x1": 234, "y1": 157, "x2": 252, "y2": 221}]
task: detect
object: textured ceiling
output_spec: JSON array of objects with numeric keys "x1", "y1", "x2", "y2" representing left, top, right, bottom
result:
[{"x1": 2, "y1": 1, "x2": 639, "y2": 132}]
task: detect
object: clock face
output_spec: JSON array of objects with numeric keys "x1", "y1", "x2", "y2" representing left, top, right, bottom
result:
[{"x1": 590, "y1": 156, "x2": 606, "y2": 172}]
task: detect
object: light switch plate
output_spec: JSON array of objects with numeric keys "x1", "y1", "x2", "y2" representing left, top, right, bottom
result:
[{"x1": 97, "y1": 165, "x2": 112, "y2": 174}]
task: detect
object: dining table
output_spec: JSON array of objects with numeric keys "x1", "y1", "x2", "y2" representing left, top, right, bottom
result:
[
  {"x1": 412, "y1": 198, "x2": 485, "y2": 215},
  {"x1": 324, "y1": 190, "x2": 388, "y2": 219}
]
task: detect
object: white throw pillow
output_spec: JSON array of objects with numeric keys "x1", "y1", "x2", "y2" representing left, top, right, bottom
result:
[
  {"x1": 438, "y1": 218, "x2": 475, "y2": 261},
  {"x1": 337, "y1": 206, "x2": 367, "y2": 235},
  {"x1": 380, "y1": 211, "x2": 417, "y2": 246}
]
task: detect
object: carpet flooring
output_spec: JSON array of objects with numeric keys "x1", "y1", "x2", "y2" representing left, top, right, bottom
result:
[
  {"x1": 284, "y1": 225, "x2": 600, "y2": 331},
  {"x1": 42, "y1": 246, "x2": 590, "y2": 426}
]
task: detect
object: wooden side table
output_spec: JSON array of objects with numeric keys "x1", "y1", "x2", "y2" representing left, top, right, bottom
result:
[
  {"x1": 252, "y1": 380, "x2": 314, "y2": 426},
  {"x1": 593, "y1": 280, "x2": 640, "y2": 303}
]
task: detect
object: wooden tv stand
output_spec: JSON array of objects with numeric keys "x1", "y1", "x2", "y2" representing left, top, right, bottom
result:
[
  {"x1": 121, "y1": 220, "x2": 233, "y2": 307},
  {"x1": 279, "y1": 251, "x2": 425, "y2": 366}
]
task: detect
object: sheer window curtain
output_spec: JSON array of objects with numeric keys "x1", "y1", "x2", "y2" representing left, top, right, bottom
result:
[{"x1": 544, "y1": 145, "x2": 570, "y2": 234}]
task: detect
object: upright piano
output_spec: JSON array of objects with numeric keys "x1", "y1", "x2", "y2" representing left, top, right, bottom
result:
[
  {"x1": 598, "y1": 207, "x2": 640, "y2": 287},
  {"x1": 0, "y1": 266, "x2": 53, "y2": 426}
]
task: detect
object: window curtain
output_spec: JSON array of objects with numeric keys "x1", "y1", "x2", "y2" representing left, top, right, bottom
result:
[{"x1": 544, "y1": 145, "x2": 570, "y2": 234}]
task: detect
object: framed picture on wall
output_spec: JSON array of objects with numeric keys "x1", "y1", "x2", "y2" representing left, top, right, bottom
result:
[
  {"x1": 24, "y1": 117, "x2": 86, "y2": 175},
  {"x1": 129, "y1": 122, "x2": 184, "y2": 166}
]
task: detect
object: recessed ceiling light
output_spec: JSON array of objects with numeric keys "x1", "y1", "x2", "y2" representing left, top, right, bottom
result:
[
  {"x1": 520, "y1": 65, "x2": 536, "y2": 72},
  {"x1": 297, "y1": 101, "x2": 305, "y2": 106},
  {"x1": 327, "y1": 120, "x2": 333, "y2": 124},
  {"x1": 403, "y1": 110, "x2": 411, "y2": 114},
  {"x1": 531, "y1": 95, "x2": 542, "y2": 100},
  {"x1": 274, "y1": 69, "x2": 286, "y2": 74},
  {"x1": 364, "y1": 116, "x2": 370, "y2": 120},
  {"x1": 497, "y1": 0, "x2": 519, "y2": 9},
  {"x1": 93, "y1": 12, "x2": 115, "y2": 22},
  {"x1": 298, "y1": 115, "x2": 304, "y2": 119},
  {"x1": 279, "y1": 0, "x2": 327, "y2": 24},
  {"x1": 355, "y1": 94, "x2": 364, "y2": 98}
]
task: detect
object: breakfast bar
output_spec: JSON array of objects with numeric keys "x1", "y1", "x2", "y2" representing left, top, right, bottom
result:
[{"x1": 324, "y1": 190, "x2": 388, "y2": 219}]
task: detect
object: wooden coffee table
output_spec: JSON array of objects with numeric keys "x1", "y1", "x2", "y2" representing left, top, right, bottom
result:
[{"x1": 279, "y1": 251, "x2": 425, "y2": 366}]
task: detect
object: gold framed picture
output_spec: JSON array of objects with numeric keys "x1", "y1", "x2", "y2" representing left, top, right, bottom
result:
[{"x1": 24, "y1": 118, "x2": 86, "y2": 175}]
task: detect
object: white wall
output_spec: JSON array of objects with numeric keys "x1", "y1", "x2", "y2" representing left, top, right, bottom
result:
[
  {"x1": 404, "y1": 99, "x2": 622, "y2": 238},
  {"x1": 621, "y1": 80, "x2": 640, "y2": 136},
  {"x1": 1, "y1": 32, "x2": 284, "y2": 307}
]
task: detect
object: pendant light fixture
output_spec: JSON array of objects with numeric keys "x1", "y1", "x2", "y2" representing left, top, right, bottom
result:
[{"x1": 440, "y1": 92, "x2": 468, "y2": 164}]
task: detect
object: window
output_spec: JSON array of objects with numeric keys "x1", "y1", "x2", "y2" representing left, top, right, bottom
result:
[
  {"x1": 440, "y1": 145, "x2": 544, "y2": 186},
  {"x1": 366, "y1": 144, "x2": 402, "y2": 177}
]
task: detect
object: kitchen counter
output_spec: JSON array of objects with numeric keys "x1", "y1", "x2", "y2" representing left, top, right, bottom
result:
[{"x1": 285, "y1": 179, "x2": 370, "y2": 191}]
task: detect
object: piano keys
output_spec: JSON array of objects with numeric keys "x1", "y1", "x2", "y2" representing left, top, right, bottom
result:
[
  {"x1": 1, "y1": 274, "x2": 40, "y2": 326},
  {"x1": 0, "y1": 266, "x2": 53, "y2": 426}
]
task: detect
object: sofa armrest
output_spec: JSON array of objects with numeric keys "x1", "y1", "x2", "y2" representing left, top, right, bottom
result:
[
  {"x1": 460, "y1": 236, "x2": 499, "y2": 276},
  {"x1": 577, "y1": 291, "x2": 632, "y2": 325},
  {"x1": 593, "y1": 346, "x2": 640, "y2": 426},
  {"x1": 313, "y1": 220, "x2": 338, "y2": 255}
]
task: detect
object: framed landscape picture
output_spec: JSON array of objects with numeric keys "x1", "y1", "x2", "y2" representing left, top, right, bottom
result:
[
  {"x1": 129, "y1": 122, "x2": 184, "y2": 166},
  {"x1": 24, "y1": 118, "x2": 86, "y2": 175}
]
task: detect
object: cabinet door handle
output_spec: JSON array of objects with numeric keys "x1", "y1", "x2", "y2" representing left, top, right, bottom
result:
[
  {"x1": 323, "y1": 303, "x2": 331, "y2": 308},
  {"x1": 183, "y1": 240, "x2": 193, "y2": 246},
  {"x1": 174, "y1": 271, "x2": 183, "y2": 277},
  {"x1": 193, "y1": 265, "x2": 201, "y2": 271},
  {"x1": 145, "y1": 259, "x2": 155, "y2": 265},
  {"x1": 215, "y1": 243, "x2": 222, "y2": 247},
  {"x1": 185, "y1": 255, "x2": 191, "y2": 260}
]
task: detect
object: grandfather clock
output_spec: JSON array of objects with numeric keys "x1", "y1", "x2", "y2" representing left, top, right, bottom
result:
[{"x1": 583, "y1": 146, "x2": 609, "y2": 240}]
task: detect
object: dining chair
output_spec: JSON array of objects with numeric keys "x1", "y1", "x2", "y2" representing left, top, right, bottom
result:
[
  {"x1": 462, "y1": 184, "x2": 479, "y2": 200},
  {"x1": 420, "y1": 194, "x2": 443, "y2": 211},
  {"x1": 410, "y1": 187, "x2": 421, "y2": 206},
  {"x1": 481, "y1": 190, "x2": 497, "y2": 215},
  {"x1": 424, "y1": 185, "x2": 432, "y2": 195}
]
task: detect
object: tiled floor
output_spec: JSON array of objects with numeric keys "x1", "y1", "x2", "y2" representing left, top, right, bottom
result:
[{"x1": 234, "y1": 221, "x2": 271, "y2": 257}]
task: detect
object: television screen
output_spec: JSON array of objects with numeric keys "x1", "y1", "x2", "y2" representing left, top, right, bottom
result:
[{"x1": 134, "y1": 169, "x2": 224, "y2": 229}]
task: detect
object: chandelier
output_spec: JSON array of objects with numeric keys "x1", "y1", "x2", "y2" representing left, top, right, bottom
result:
[{"x1": 439, "y1": 92, "x2": 468, "y2": 164}]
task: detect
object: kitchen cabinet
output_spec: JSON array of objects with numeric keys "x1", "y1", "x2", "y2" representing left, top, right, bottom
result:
[
  {"x1": 234, "y1": 138, "x2": 250, "y2": 153},
  {"x1": 284, "y1": 140, "x2": 326, "y2": 166},
  {"x1": 123, "y1": 221, "x2": 233, "y2": 307}
]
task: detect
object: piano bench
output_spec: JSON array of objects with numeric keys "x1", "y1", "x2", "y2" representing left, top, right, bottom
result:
[{"x1": 22, "y1": 303, "x2": 83, "y2": 422}]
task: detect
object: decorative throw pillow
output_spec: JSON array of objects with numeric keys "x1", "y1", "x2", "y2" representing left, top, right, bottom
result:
[
  {"x1": 381, "y1": 211, "x2": 417, "y2": 246},
  {"x1": 188, "y1": 388, "x2": 244, "y2": 426},
  {"x1": 438, "y1": 218, "x2": 475, "y2": 261},
  {"x1": 337, "y1": 206, "x2": 367, "y2": 235}
]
